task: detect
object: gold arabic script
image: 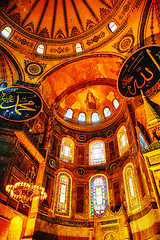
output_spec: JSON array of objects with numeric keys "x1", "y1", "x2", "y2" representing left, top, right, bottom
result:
[{"x1": 0, "y1": 94, "x2": 36, "y2": 115}]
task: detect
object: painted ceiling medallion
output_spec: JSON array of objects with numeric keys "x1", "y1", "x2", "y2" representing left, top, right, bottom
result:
[
  {"x1": 118, "y1": 34, "x2": 134, "y2": 53},
  {"x1": 49, "y1": 158, "x2": 56, "y2": 168},
  {"x1": 77, "y1": 168, "x2": 85, "y2": 175},
  {"x1": 25, "y1": 62, "x2": 43, "y2": 76},
  {"x1": 78, "y1": 134, "x2": 86, "y2": 141}
]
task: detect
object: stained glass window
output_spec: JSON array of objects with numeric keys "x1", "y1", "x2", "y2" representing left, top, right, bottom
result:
[
  {"x1": 1, "y1": 26, "x2": 12, "y2": 38},
  {"x1": 117, "y1": 126, "x2": 129, "y2": 156},
  {"x1": 89, "y1": 141, "x2": 106, "y2": 165},
  {"x1": 78, "y1": 112, "x2": 86, "y2": 122},
  {"x1": 91, "y1": 113, "x2": 100, "y2": 122},
  {"x1": 108, "y1": 22, "x2": 118, "y2": 32},
  {"x1": 90, "y1": 175, "x2": 108, "y2": 216},
  {"x1": 75, "y1": 43, "x2": 83, "y2": 52},
  {"x1": 104, "y1": 107, "x2": 111, "y2": 117},
  {"x1": 65, "y1": 109, "x2": 73, "y2": 119},
  {"x1": 36, "y1": 44, "x2": 45, "y2": 54},
  {"x1": 54, "y1": 173, "x2": 72, "y2": 217},
  {"x1": 113, "y1": 99, "x2": 119, "y2": 109},
  {"x1": 123, "y1": 163, "x2": 141, "y2": 212},
  {"x1": 60, "y1": 138, "x2": 74, "y2": 163},
  {"x1": 138, "y1": 131, "x2": 149, "y2": 153}
]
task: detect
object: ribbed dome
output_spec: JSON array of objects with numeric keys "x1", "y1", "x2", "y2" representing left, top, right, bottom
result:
[{"x1": 3, "y1": 0, "x2": 121, "y2": 39}]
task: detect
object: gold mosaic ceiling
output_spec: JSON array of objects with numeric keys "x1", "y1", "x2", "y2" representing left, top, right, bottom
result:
[{"x1": 4, "y1": 0, "x2": 120, "y2": 39}]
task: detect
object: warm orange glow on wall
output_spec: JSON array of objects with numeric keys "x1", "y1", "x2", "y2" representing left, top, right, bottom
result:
[
  {"x1": 14, "y1": 131, "x2": 45, "y2": 163},
  {"x1": 8, "y1": 216, "x2": 23, "y2": 240}
]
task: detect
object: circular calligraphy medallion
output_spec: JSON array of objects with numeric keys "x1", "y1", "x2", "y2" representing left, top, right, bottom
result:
[
  {"x1": 0, "y1": 86, "x2": 42, "y2": 121},
  {"x1": 118, "y1": 46, "x2": 160, "y2": 97},
  {"x1": 25, "y1": 62, "x2": 43, "y2": 76}
]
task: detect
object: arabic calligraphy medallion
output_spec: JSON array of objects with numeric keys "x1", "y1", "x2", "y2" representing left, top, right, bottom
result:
[
  {"x1": 118, "y1": 46, "x2": 160, "y2": 97},
  {"x1": 0, "y1": 86, "x2": 42, "y2": 121}
]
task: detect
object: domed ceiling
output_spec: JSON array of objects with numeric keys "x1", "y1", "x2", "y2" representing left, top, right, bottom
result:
[{"x1": 4, "y1": 0, "x2": 121, "y2": 39}]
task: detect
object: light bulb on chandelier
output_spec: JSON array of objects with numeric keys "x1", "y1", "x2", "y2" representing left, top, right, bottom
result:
[{"x1": 5, "y1": 182, "x2": 47, "y2": 205}]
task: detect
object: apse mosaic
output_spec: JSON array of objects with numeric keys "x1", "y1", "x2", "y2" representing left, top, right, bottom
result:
[{"x1": 59, "y1": 85, "x2": 121, "y2": 124}]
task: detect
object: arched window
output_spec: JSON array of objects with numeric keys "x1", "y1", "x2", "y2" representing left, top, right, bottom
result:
[
  {"x1": 90, "y1": 175, "x2": 108, "y2": 216},
  {"x1": 65, "y1": 109, "x2": 73, "y2": 119},
  {"x1": 89, "y1": 140, "x2": 106, "y2": 165},
  {"x1": 117, "y1": 126, "x2": 129, "y2": 156},
  {"x1": 91, "y1": 112, "x2": 100, "y2": 122},
  {"x1": 104, "y1": 107, "x2": 111, "y2": 117},
  {"x1": 75, "y1": 43, "x2": 83, "y2": 52},
  {"x1": 113, "y1": 98, "x2": 119, "y2": 109},
  {"x1": 36, "y1": 44, "x2": 45, "y2": 54},
  {"x1": 78, "y1": 112, "x2": 86, "y2": 122},
  {"x1": 54, "y1": 172, "x2": 72, "y2": 217},
  {"x1": 1, "y1": 26, "x2": 12, "y2": 38},
  {"x1": 123, "y1": 163, "x2": 141, "y2": 212},
  {"x1": 108, "y1": 22, "x2": 118, "y2": 32},
  {"x1": 60, "y1": 138, "x2": 74, "y2": 163},
  {"x1": 113, "y1": 99, "x2": 119, "y2": 109}
]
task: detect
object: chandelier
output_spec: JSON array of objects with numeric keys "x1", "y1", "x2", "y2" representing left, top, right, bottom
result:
[{"x1": 5, "y1": 182, "x2": 47, "y2": 205}]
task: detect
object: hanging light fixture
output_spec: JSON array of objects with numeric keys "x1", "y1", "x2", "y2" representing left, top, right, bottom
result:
[{"x1": 5, "y1": 182, "x2": 47, "y2": 205}]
